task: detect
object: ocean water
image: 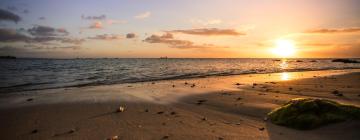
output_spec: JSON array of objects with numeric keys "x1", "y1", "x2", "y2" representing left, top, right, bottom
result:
[{"x1": 1, "y1": 58, "x2": 360, "y2": 94}]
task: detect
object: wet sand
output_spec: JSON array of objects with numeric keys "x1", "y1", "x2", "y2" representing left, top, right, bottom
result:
[{"x1": 1, "y1": 69, "x2": 360, "y2": 140}]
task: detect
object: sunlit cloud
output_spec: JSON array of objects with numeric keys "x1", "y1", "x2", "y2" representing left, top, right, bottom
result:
[
  {"x1": 88, "y1": 21, "x2": 103, "y2": 29},
  {"x1": 169, "y1": 28, "x2": 246, "y2": 36},
  {"x1": 134, "y1": 11, "x2": 151, "y2": 19},
  {"x1": 189, "y1": 19, "x2": 222, "y2": 26},
  {"x1": 144, "y1": 32, "x2": 227, "y2": 49},
  {"x1": 304, "y1": 27, "x2": 360, "y2": 34}
]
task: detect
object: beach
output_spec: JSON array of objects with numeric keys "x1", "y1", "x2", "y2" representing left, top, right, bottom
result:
[{"x1": 1, "y1": 69, "x2": 360, "y2": 140}]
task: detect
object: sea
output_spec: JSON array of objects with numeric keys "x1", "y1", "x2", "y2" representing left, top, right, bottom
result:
[{"x1": 1, "y1": 58, "x2": 360, "y2": 94}]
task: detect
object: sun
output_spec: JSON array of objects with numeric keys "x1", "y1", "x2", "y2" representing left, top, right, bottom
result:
[{"x1": 271, "y1": 39, "x2": 296, "y2": 57}]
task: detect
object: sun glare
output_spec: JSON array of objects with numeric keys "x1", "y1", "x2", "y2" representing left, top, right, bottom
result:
[{"x1": 272, "y1": 39, "x2": 296, "y2": 57}]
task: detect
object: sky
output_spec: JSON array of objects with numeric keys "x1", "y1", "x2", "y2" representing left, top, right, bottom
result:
[{"x1": 0, "y1": 0, "x2": 359, "y2": 58}]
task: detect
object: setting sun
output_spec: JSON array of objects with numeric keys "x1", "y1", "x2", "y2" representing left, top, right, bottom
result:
[{"x1": 272, "y1": 39, "x2": 296, "y2": 58}]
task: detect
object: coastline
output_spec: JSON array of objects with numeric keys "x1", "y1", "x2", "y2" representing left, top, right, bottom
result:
[{"x1": 1, "y1": 69, "x2": 360, "y2": 140}]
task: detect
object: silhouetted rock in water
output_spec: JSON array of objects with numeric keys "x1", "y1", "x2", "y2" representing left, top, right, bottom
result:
[
  {"x1": 0, "y1": 56, "x2": 16, "y2": 59},
  {"x1": 332, "y1": 59, "x2": 359, "y2": 63},
  {"x1": 267, "y1": 98, "x2": 360, "y2": 130}
]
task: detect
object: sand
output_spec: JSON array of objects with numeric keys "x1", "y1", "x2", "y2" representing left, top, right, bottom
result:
[{"x1": 1, "y1": 69, "x2": 360, "y2": 140}]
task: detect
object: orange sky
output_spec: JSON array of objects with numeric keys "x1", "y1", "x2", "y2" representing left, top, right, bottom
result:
[{"x1": 0, "y1": 0, "x2": 359, "y2": 58}]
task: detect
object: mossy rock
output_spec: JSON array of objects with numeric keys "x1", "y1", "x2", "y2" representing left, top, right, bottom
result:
[{"x1": 267, "y1": 98, "x2": 360, "y2": 130}]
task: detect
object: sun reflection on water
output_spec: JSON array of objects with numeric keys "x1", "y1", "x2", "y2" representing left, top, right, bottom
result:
[{"x1": 281, "y1": 72, "x2": 291, "y2": 81}]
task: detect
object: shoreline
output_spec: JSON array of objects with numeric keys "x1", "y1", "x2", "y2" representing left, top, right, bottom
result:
[
  {"x1": 1, "y1": 69, "x2": 360, "y2": 140},
  {"x1": 2, "y1": 68, "x2": 360, "y2": 95}
]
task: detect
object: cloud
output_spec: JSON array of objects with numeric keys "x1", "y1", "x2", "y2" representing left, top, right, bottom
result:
[
  {"x1": 28, "y1": 25, "x2": 69, "y2": 37},
  {"x1": 304, "y1": 27, "x2": 360, "y2": 34},
  {"x1": 0, "y1": 9, "x2": 21, "y2": 23},
  {"x1": 189, "y1": 19, "x2": 222, "y2": 26},
  {"x1": 107, "y1": 19, "x2": 127, "y2": 25},
  {"x1": 38, "y1": 17, "x2": 46, "y2": 20},
  {"x1": 81, "y1": 14, "x2": 106, "y2": 20},
  {"x1": 0, "y1": 28, "x2": 31, "y2": 42},
  {"x1": 88, "y1": 21, "x2": 103, "y2": 29},
  {"x1": 88, "y1": 34, "x2": 122, "y2": 40},
  {"x1": 134, "y1": 11, "x2": 151, "y2": 19},
  {"x1": 169, "y1": 28, "x2": 246, "y2": 36},
  {"x1": 126, "y1": 33, "x2": 136, "y2": 39},
  {"x1": 144, "y1": 33, "x2": 227, "y2": 49}
]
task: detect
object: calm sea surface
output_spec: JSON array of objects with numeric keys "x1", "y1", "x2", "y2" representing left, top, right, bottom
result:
[{"x1": 1, "y1": 58, "x2": 360, "y2": 93}]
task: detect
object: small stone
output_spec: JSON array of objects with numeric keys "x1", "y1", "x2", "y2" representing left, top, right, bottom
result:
[
  {"x1": 289, "y1": 87, "x2": 293, "y2": 91},
  {"x1": 172, "y1": 85, "x2": 175, "y2": 87},
  {"x1": 191, "y1": 84, "x2": 196, "y2": 88},
  {"x1": 162, "y1": 135, "x2": 169, "y2": 139},
  {"x1": 236, "y1": 97, "x2": 242, "y2": 101},
  {"x1": 170, "y1": 111, "x2": 176, "y2": 115},
  {"x1": 184, "y1": 82, "x2": 188, "y2": 85},
  {"x1": 259, "y1": 127, "x2": 265, "y2": 131},
  {"x1": 235, "y1": 83, "x2": 241, "y2": 85},
  {"x1": 117, "y1": 106, "x2": 125, "y2": 112},
  {"x1": 68, "y1": 129, "x2": 75, "y2": 134},
  {"x1": 145, "y1": 109, "x2": 149, "y2": 112},
  {"x1": 151, "y1": 82, "x2": 155, "y2": 84},
  {"x1": 253, "y1": 83, "x2": 257, "y2": 86},
  {"x1": 26, "y1": 98, "x2": 33, "y2": 101},
  {"x1": 31, "y1": 129, "x2": 38, "y2": 134},
  {"x1": 202, "y1": 117, "x2": 207, "y2": 121},
  {"x1": 107, "y1": 135, "x2": 119, "y2": 140},
  {"x1": 157, "y1": 111, "x2": 164, "y2": 114}
]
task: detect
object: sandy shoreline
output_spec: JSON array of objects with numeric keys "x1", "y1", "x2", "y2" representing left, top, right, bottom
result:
[{"x1": 1, "y1": 69, "x2": 360, "y2": 140}]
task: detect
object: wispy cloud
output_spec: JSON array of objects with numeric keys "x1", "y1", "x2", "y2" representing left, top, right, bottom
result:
[
  {"x1": 304, "y1": 27, "x2": 360, "y2": 34},
  {"x1": 134, "y1": 11, "x2": 151, "y2": 19},
  {"x1": 0, "y1": 9, "x2": 21, "y2": 23},
  {"x1": 81, "y1": 14, "x2": 106, "y2": 20},
  {"x1": 189, "y1": 19, "x2": 222, "y2": 26},
  {"x1": 88, "y1": 34, "x2": 122, "y2": 40},
  {"x1": 169, "y1": 28, "x2": 246, "y2": 36}
]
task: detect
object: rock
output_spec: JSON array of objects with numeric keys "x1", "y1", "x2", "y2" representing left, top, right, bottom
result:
[
  {"x1": 202, "y1": 117, "x2": 207, "y2": 121},
  {"x1": 191, "y1": 84, "x2": 196, "y2": 88},
  {"x1": 184, "y1": 82, "x2": 188, "y2": 85},
  {"x1": 31, "y1": 129, "x2": 38, "y2": 134},
  {"x1": 268, "y1": 98, "x2": 360, "y2": 130},
  {"x1": 236, "y1": 97, "x2": 242, "y2": 101},
  {"x1": 116, "y1": 106, "x2": 125, "y2": 112},
  {"x1": 162, "y1": 135, "x2": 169, "y2": 139},
  {"x1": 170, "y1": 111, "x2": 177, "y2": 115},
  {"x1": 172, "y1": 85, "x2": 175, "y2": 87},
  {"x1": 259, "y1": 127, "x2": 265, "y2": 131},
  {"x1": 157, "y1": 111, "x2": 164, "y2": 114},
  {"x1": 107, "y1": 135, "x2": 119, "y2": 140},
  {"x1": 26, "y1": 98, "x2": 33, "y2": 101},
  {"x1": 235, "y1": 83, "x2": 242, "y2": 85}
]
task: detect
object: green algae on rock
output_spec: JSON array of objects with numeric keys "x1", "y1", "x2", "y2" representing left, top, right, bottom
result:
[{"x1": 267, "y1": 98, "x2": 360, "y2": 130}]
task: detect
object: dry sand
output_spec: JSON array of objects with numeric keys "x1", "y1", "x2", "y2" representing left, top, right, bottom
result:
[{"x1": 0, "y1": 69, "x2": 360, "y2": 140}]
